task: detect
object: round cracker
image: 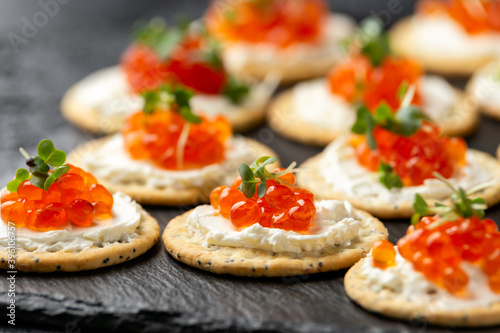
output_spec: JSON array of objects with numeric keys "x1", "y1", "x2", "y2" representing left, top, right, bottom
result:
[
  {"x1": 389, "y1": 17, "x2": 497, "y2": 77},
  {"x1": 345, "y1": 258, "x2": 500, "y2": 327},
  {"x1": 162, "y1": 207, "x2": 388, "y2": 277},
  {"x1": 67, "y1": 136, "x2": 278, "y2": 206},
  {"x1": 390, "y1": 17, "x2": 496, "y2": 76},
  {"x1": 466, "y1": 60, "x2": 500, "y2": 121},
  {"x1": 268, "y1": 89, "x2": 341, "y2": 146},
  {"x1": 268, "y1": 85, "x2": 478, "y2": 147},
  {"x1": 297, "y1": 149, "x2": 500, "y2": 219},
  {"x1": 0, "y1": 211, "x2": 159, "y2": 273},
  {"x1": 61, "y1": 66, "x2": 270, "y2": 134}
]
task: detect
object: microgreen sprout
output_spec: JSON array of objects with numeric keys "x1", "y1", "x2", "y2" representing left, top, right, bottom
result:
[
  {"x1": 132, "y1": 18, "x2": 187, "y2": 59},
  {"x1": 238, "y1": 156, "x2": 297, "y2": 198},
  {"x1": 351, "y1": 102, "x2": 429, "y2": 150},
  {"x1": 7, "y1": 140, "x2": 70, "y2": 192},
  {"x1": 141, "y1": 84, "x2": 202, "y2": 123},
  {"x1": 411, "y1": 172, "x2": 491, "y2": 227}
]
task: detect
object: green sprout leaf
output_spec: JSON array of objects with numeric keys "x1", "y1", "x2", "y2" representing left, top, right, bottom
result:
[
  {"x1": 352, "y1": 106, "x2": 377, "y2": 149},
  {"x1": 223, "y1": 77, "x2": 250, "y2": 105},
  {"x1": 237, "y1": 156, "x2": 296, "y2": 199},
  {"x1": 172, "y1": 85, "x2": 194, "y2": 109},
  {"x1": 351, "y1": 105, "x2": 370, "y2": 134},
  {"x1": 32, "y1": 156, "x2": 50, "y2": 173},
  {"x1": 204, "y1": 38, "x2": 224, "y2": 69},
  {"x1": 37, "y1": 139, "x2": 55, "y2": 161},
  {"x1": 256, "y1": 181, "x2": 267, "y2": 198},
  {"x1": 394, "y1": 106, "x2": 427, "y2": 137},
  {"x1": 378, "y1": 162, "x2": 403, "y2": 190},
  {"x1": 142, "y1": 91, "x2": 161, "y2": 114},
  {"x1": 141, "y1": 84, "x2": 202, "y2": 123},
  {"x1": 37, "y1": 139, "x2": 67, "y2": 167},
  {"x1": 180, "y1": 106, "x2": 202, "y2": 124},
  {"x1": 6, "y1": 168, "x2": 31, "y2": 192},
  {"x1": 397, "y1": 81, "x2": 409, "y2": 103},
  {"x1": 374, "y1": 103, "x2": 392, "y2": 123},
  {"x1": 132, "y1": 18, "x2": 186, "y2": 59},
  {"x1": 44, "y1": 165, "x2": 70, "y2": 191},
  {"x1": 413, "y1": 194, "x2": 429, "y2": 216},
  {"x1": 9, "y1": 140, "x2": 70, "y2": 192},
  {"x1": 411, "y1": 172, "x2": 491, "y2": 229},
  {"x1": 358, "y1": 17, "x2": 391, "y2": 67}
]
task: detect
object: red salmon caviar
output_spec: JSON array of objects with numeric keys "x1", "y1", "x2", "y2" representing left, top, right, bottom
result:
[
  {"x1": 328, "y1": 55, "x2": 422, "y2": 111},
  {"x1": 372, "y1": 240, "x2": 396, "y2": 269},
  {"x1": 350, "y1": 123, "x2": 467, "y2": 186},
  {"x1": 205, "y1": 0, "x2": 327, "y2": 48},
  {"x1": 210, "y1": 171, "x2": 316, "y2": 232},
  {"x1": 1, "y1": 164, "x2": 114, "y2": 231},
  {"x1": 122, "y1": 110, "x2": 231, "y2": 170},
  {"x1": 122, "y1": 33, "x2": 228, "y2": 94},
  {"x1": 396, "y1": 215, "x2": 500, "y2": 295}
]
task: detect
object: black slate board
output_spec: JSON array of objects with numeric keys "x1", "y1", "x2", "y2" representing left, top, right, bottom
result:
[{"x1": 1, "y1": 1, "x2": 500, "y2": 332}]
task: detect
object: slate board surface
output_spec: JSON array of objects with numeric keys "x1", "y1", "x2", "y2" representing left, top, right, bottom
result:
[{"x1": 1, "y1": 0, "x2": 500, "y2": 332}]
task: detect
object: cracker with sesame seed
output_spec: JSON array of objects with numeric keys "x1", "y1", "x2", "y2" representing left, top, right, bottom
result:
[
  {"x1": 67, "y1": 136, "x2": 278, "y2": 206},
  {"x1": 345, "y1": 258, "x2": 500, "y2": 327},
  {"x1": 389, "y1": 17, "x2": 496, "y2": 76},
  {"x1": 267, "y1": 81, "x2": 478, "y2": 147},
  {"x1": 0, "y1": 209, "x2": 159, "y2": 273},
  {"x1": 61, "y1": 66, "x2": 272, "y2": 134},
  {"x1": 162, "y1": 208, "x2": 387, "y2": 277},
  {"x1": 297, "y1": 148, "x2": 500, "y2": 219}
]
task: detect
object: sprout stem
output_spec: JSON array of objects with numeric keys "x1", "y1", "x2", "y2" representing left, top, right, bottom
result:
[{"x1": 19, "y1": 147, "x2": 31, "y2": 159}]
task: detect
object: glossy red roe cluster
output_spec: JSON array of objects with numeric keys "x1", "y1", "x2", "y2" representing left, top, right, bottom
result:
[
  {"x1": 350, "y1": 123, "x2": 467, "y2": 186},
  {"x1": 210, "y1": 168, "x2": 316, "y2": 232},
  {"x1": 397, "y1": 215, "x2": 500, "y2": 295},
  {"x1": 121, "y1": 34, "x2": 227, "y2": 94},
  {"x1": 122, "y1": 110, "x2": 232, "y2": 170},
  {"x1": 328, "y1": 55, "x2": 422, "y2": 111},
  {"x1": 1, "y1": 165, "x2": 113, "y2": 231},
  {"x1": 205, "y1": 0, "x2": 327, "y2": 48}
]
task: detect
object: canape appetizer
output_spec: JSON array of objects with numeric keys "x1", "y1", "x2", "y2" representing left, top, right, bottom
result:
[
  {"x1": 162, "y1": 156, "x2": 388, "y2": 277},
  {"x1": 68, "y1": 84, "x2": 276, "y2": 205},
  {"x1": 269, "y1": 18, "x2": 478, "y2": 146},
  {"x1": 0, "y1": 140, "x2": 159, "y2": 272},
  {"x1": 467, "y1": 59, "x2": 500, "y2": 121},
  {"x1": 204, "y1": 0, "x2": 356, "y2": 83},
  {"x1": 345, "y1": 180, "x2": 500, "y2": 327},
  {"x1": 61, "y1": 19, "x2": 278, "y2": 134},
  {"x1": 390, "y1": 0, "x2": 500, "y2": 76},
  {"x1": 297, "y1": 101, "x2": 500, "y2": 218}
]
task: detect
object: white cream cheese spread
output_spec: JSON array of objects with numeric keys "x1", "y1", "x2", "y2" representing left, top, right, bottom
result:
[
  {"x1": 0, "y1": 192, "x2": 142, "y2": 252},
  {"x1": 361, "y1": 248, "x2": 500, "y2": 311},
  {"x1": 412, "y1": 15, "x2": 500, "y2": 59},
  {"x1": 292, "y1": 75, "x2": 457, "y2": 130},
  {"x1": 187, "y1": 200, "x2": 361, "y2": 254}
]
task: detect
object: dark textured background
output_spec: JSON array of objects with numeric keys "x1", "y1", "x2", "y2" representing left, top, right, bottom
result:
[{"x1": 0, "y1": 0, "x2": 500, "y2": 332}]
